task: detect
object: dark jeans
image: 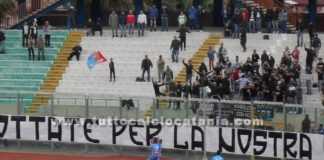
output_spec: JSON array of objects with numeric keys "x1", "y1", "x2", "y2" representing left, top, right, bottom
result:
[
  {"x1": 37, "y1": 48, "x2": 45, "y2": 60},
  {"x1": 180, "y1": 37, "x2": 186, "y2": 51},
  {"x1": 45, "y1": 34, "x2": 51, "y2": 47},
  {"x1": 22, "y1": 34, "x2": 28, "y2": 47},
  {"x1": 142, "y1": 69, "x2": 150, "y2": 81},
  {"x1": 171, "y1": 49, "x2": 179, "y2": 62},
  {"x1": 110, "y1": 69, "x2": 116, "y2": 81},
  {"x1": 67, "y1": 51, "x2": 80, "y2": 61},
  {"x1": 28, "y1": 47, "x2": 35, "y2": 61},
  {"x1": 137, "y1": 23, "x2": 145, "y2": 36}
]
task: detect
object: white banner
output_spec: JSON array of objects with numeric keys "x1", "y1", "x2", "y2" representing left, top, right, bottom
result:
[{"x1": 0, "y1": 115, "x2": 323, "y2": 160}]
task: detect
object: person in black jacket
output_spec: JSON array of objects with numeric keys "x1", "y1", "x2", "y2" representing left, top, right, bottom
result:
[
  {"x1": 170, "y1": 36, "x2": 180, "y2": 62},
  {"x1": 109, "y1": 58, "x2": 115, "y2": 81},
  {"x1": 177, "y1": 25, "x2": 190, "y2": 51},
  {"x1": 67, "y1": 45, "x2": 82, "y2": 61},
  {"x1": 183, "y1": 59, "x2": 193, "y2": 84},
  {"x1": 119, "y1": 11, "x2": 127, "y2": 37},
  {"x1": 305, "y1": 47, "x2": 316, "y2": 74},
  {"x1": 240, "y1": 27, "x2": 247, "y2": 52},
  {"x1": 141, "y1": 55, "x2": 153, "y2": 81},
  {"x1": 251, "y1": 49, "x2": 260, "y2": 63},
  {"x1": 93, "y1": 18, "x2": 103, "y2": 36}
]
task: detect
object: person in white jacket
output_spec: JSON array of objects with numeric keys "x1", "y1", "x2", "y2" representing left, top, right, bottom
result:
[{"x1": 137, "y1": 10, "x2": 147, "y2": 37}]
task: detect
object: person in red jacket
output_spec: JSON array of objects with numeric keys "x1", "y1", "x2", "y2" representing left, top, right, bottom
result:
[{"x1": 127, "y1": 10, "x2": 136, "y2": 36}]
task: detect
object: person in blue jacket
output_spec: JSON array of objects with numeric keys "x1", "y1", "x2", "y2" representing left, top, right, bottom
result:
[
  {"x1": 211, "y1": 151, "x2": 224, "y2": 160},
  {"x1": 149, "y1": 137, "x2": 162, "y2": 160},
  {"x1": 148, "y1": 5, "x2": 159, "y2": 32},
  {"x1": 188, "y1": 6, "x2": 198, "y2": 30}
]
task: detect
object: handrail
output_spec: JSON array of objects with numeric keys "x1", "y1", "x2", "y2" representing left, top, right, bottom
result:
[{"x1": 0, "y1": 90, "x2": 307, "y2": 108}]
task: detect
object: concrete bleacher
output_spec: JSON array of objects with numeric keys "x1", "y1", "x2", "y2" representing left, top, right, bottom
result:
[
  {"x1": 54, "y1": 31, "x2": 210, "y2": 110},
  {"x1": 0, "y1": 30, "x2": 69, "y2": 109}
]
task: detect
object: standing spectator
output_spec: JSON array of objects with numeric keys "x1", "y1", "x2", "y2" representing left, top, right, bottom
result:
[
  {"x1": 281, "y1": 9, "x2": 288, "y2": 33},
  {"x1": 268, "y1": 54, "x2": 275, "y2": 68},
  {"x1": 43, "y1": 20, "x2": 51, "y2": 47},
  {"x1": 137, "y1": 10, "x2": 147, "y2": 37},
  {"x1": 312, "y1": 34, "x2": 321, "y2": 57},
  {"x1": 316, "y1": 58, "x2": 324, "y2": 90},
  {"x1": 261, "y1": 50, "x2": 269, "y2": 64},
  {"x1": 0, "y1": 30, "x2": 5, "y2": 54},
  {"x1": 183, "y1": 59, "x2": 193, "y2": 84},
  {"x1": 161, "y1": 7, "x2": 169, "y2": 31},
  {"x1": 291, "y1": 46, "x2": 300, "y2": 62},
  {"x1": 141, "y1": 55, "x2": 153, "y2": 81},
  {"x1": 178, "y1": 11, "x2": 187, "y2": 27},
  {"x1": 232, "y1": 9, "x2": 241, "y2": 39},
  {"x1": 296, "y1": 19, "x2": 304, "y2": 47},
  {"x1": 163, "y1": 66, "x2": 173, "y2": 93},
  {"x1": 86, "y1": 18, "x2": 94, "y2": 36},
  {"x1": 157, "y1": 55, "x2": 165, "y2": 82},
  {"x1": 255, "y1": 8, "x2": 262, "y2": 32},
  {"x1": 109, "y1": 58, "x2": 116, "y2": 82},
  {"x1": 208, "y1": 46, "x2": 216, "y2": 71},
  {"x1": 119, "y1": 11, "x2": 127, "y2": 37},
  {"x1": 174, "y1": 81, "x2": 183, "y2": 109},
  {"x1": 265, "y1": 9, "x2": 273, "y2": 33},
  {"x1": 127, "y1": 10, "x2": 136, "y2": 36},
  {"x1": 251, "y1": 49, "x2": 260, "y2": 63},
  {"x1": 93, "y1": 18, "x2": 103, "y2": 36},
  {"x1": 67, "y1": 45, "x2": 82, "y2": 61},
  {"x1": 308, "y1": 22, "x2": 315, "y2": 41},
  {"x1": 22, "y1": 22, "x2": 29, "y2": 47},
  {"x1": 305, "y1": 46, "x2": 316, "y2": 74},
  {"x1": 272, "y1": 8, "x2": 279, "y2": 33},
  {"x1": 29, "y1": 20, "x2": 38, "y2": 43},
  {"x1": 109, "y1": 10, "x2": 119, "y2": 37},
  {"x1": 197, "y1": 5, "x2": 205, "y2": 30},
  {"x1": 240, "y1": 27, "x2": 247, "y2": 52},
  {"x1": 27, "y1": 36, "x2": 35, "y2": 61},
  {"x1": 188, "y1": 6, "x2": 198, "y2": 30},
  {"x1": 218, "y1": 43, "x2": 226, "y2": 64},
  {"x1": 170, "y1": 36, "x2": 180, "y2": 62},
  {"x1": 148, "y1": 5, "x2": 158, "y2": 31},
  {"x1": 302, "y1": 115, "x2": 311, "y2": 133},
  {"x1": 163, "y1": 66, "x2": 173, "y2": 85},
  {"x1": 249, "y1": 8, "x2": 256, "y2": 33},
  {"x1": 240, "y1": 8, "x2": 249, "y2": 30},
  {"x1": 36, "y1": 35, "x2": 45, "y2": 60},
  {"x1": 177, "y1": 25, "x2": 190, "y2": 51}
]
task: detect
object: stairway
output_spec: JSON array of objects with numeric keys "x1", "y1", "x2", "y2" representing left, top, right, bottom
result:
[
  {"x1": 175, "y1": 35, "x2": 221, "y2": 84},
  {"x1": 143, "y1": 35, "x2": 221, "y2": 118},
  {"x1": 243, "y1": 0, "x2": 297, "y2": 33},
  {"x1": 28, "y1": 31, "x2": 83, "y2": 113}
]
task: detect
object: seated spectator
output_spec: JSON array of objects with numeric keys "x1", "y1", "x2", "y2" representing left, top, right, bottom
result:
[{"x1": 0, "y1": 30, "x2": 5, "y2": 54}]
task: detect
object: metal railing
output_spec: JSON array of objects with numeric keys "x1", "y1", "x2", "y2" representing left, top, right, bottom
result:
[{"x1": 0, "y1": 91, "x2": 323, "y2": 134}]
